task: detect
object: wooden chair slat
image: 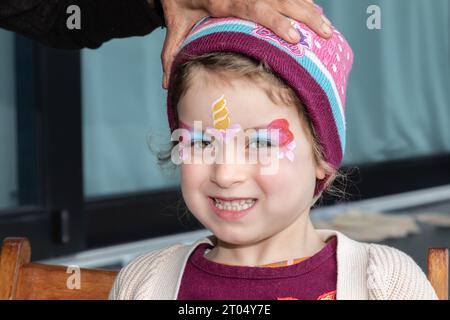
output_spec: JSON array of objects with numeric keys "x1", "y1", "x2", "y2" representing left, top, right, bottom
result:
[
  {"x1": 427, "y1": 247, "x2": 449, "y2": 300},
  {"x1": 15, "y1": 263, "x2": 117, "y2": 300},
  {"x1": 0, "y1": 238, "x2": 31, "y2": 299}
]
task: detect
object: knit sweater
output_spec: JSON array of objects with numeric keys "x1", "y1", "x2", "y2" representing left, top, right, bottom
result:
[{"x1": 108, "y1": 229, "x2": 438, "y2": 300}]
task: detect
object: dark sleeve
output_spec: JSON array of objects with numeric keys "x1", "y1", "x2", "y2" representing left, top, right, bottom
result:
[{"x1": 0, "y1": 0, "x2": 165, "y2": 49}]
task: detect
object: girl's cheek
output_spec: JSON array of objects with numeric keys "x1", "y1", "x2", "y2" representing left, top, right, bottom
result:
[
  {"x1": 255, "y1": 172, "x2": 286, "y2": 196},
  {"x1": 180, "y1": 164, "x2": 209, "y2": 191},
  {"x1": 180, "y1": 164, "x2": 196, "y2": 189},
  {"x1": 255, "y1": 153, "x2": 309, "y2": 195},
  {"x1": 180, "y1": 165, "x2": 204, "y2": 211}
]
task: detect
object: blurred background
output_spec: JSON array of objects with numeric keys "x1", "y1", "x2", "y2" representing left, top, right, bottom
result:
[{"x1": 0, "y1": 0, "x2": 449, "y2": 273}]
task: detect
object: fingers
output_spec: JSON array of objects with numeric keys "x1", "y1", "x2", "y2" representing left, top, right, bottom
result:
[
  {"x1": 281, "y1": 0, "x2": 333, "y2": 40},
  {"x1": 234, "y1": 0, "x2": 332, "y2": 44},
  {"x1": 161, "y1": 0, "x2": 209, "y2": 89},
  {"x1": 161, "y1": 30, "x2": 173, "y2": 89},
  {"x1": 160, "y1": 0, "x2": 193, "y2": 89},
  {"x1": 161, "y1": 17, "x2": 193, "y2": 89},
  {"x1": 246, "y1": 3, "x2": 303, "y2": 43}
]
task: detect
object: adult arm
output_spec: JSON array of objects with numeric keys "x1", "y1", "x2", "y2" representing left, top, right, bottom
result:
[{"x1": 0, "y1": 0, "x2": 164, "y2": 49}]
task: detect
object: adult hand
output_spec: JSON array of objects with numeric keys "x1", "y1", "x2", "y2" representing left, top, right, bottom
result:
[{"x1": 159, "y1": 0, "x2": 333, "y2": 89}]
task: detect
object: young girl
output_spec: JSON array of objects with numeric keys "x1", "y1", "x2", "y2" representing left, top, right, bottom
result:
[{"x1": 109, "y1": 15, "x2": 438, "y2": 300}]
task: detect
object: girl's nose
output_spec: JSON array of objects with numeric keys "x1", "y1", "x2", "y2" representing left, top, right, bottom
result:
[{"x1": 210, "y1": 163, "x2": 247, "y2": 189}]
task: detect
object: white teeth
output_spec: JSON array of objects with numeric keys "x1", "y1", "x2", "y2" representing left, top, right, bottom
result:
[{"x1": 213, "y1": 198, "x2": 255, "y2": 211}]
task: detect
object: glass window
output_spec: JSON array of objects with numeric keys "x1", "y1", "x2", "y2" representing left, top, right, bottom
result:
[
  {"x1": 316, "y1": 0, "x2": 450, "y2": 166},
  {"x1": 0, "y1": 30, "x2": 18, "y2": 210},
  {"x1": 81, "y1": 0, "x2": 450, "y2": 198},
  {"x1": 82, "y1": 29, "x2": 179, "y2": 199}
]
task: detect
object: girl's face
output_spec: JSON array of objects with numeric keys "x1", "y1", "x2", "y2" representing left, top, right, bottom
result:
[{"x1": 177, "y1": 71, "x2": 326, "y2": 246}]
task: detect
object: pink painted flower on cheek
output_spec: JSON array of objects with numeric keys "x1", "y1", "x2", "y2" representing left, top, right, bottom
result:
[
  {"x1": 267, "y1": 119, "x2": 296, "y2": 162},
  {"x1": 277, "y1": 141, "x2": 296, "y2": 162}
]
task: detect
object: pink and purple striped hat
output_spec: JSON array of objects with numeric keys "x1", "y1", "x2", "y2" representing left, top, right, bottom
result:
[{"x1": 166, "y1": 14, "x2": 354, "y2": 195}]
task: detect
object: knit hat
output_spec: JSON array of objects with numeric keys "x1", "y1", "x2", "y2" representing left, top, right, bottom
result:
[{"x1": 167, "y1": 13, "x2": 354, "y2": 196}]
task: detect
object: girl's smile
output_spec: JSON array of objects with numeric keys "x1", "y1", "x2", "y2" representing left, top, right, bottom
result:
[{"x1": 207, "y1": 196, "x2": 257, "y2": 221}]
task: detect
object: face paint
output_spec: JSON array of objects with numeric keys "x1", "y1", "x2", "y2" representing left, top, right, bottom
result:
[
  {"x1": 266, "y1": 118, "x2": 296, "y2": 162},
  {"x1": 207, "y1": 95, "x2": 242, "y2": 142},
  {"x1": 179, "y1": 120, "x2": 191, "y2": 130},
  {"x1": 178, "y1": 120, "x2": 193, "y2": 146},
  {"x1": 266, "y1": 119, "x2": 294, "y2": 147},
  {"x1": 212, "y1": 95, "x2": 230, "y2": 130},
  {"x1": 277, "y1": 141, "x2": 296, "y2": 162},
  {"x1": 178, "y1": 120, "x2": 212, "y2": 147},
  {"x1": 176, "y1": 115, "x2": 295, "y2": 164},
  {"x1": 247, "y1": 130, "x2": 274, "y2": 148},
  {"x1": 177, "y1": 120, "x2": 209, "y2": 162}
]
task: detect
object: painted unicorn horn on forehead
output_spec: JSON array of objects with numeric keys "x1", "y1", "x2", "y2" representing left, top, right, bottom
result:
[
  {"x1": 212, "y1": 95, "x2": 230, "y2": 130},
  {"x1": 207, "y1": 95, "x2": 241, "y2": 143}
]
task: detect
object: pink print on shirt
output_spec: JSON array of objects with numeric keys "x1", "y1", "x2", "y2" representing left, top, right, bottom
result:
[{"x1": 277, "y1": 290, "x2": 336, "y2": 300}]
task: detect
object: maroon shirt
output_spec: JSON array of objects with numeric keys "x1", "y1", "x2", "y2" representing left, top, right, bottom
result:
[{"x1": 177, "y1": 236, "x2": 337, "y2": 300}]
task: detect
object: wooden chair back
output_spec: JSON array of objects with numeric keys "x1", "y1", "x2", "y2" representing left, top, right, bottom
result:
[
  {"x1": 427, "y1": 247, "x2": 448, "y2": 300},
  {"x1": 1, "y1": 237, "x2": 448, "y2": 299},
  {"x1": 0, "y1": 238, "x2": 117, "y2": 300}
]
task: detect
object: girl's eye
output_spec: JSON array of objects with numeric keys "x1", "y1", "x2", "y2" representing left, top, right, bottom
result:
[
  {"x1": 189, "y1": 132, "x2": 214, "y2": 149},
  {"x1": 191, "y1": 140, "x2": 212, "y2": 149},
  {"x1": 248, "y1": 137, "x2": 273, "y2": 149}
]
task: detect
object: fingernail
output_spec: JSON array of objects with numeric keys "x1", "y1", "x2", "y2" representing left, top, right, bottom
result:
[
  {"x1": 321, "y1": 14, "x2": 332, "y2": 26},
  {"x1": 288, "y1": 27, "x2": 299, "y2": 42},
  {"x1": 322, "y1": 23, "x2": 332, "y2": 35}
]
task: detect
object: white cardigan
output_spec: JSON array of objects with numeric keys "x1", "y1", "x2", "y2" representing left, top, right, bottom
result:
[{"x1": 109, "y1": 229, "x2": 438, "y2": 300}]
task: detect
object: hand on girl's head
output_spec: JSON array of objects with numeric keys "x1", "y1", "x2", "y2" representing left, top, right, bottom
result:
[{"x1": 161, "y1": 0, "x2": 332, "y2": 89}]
